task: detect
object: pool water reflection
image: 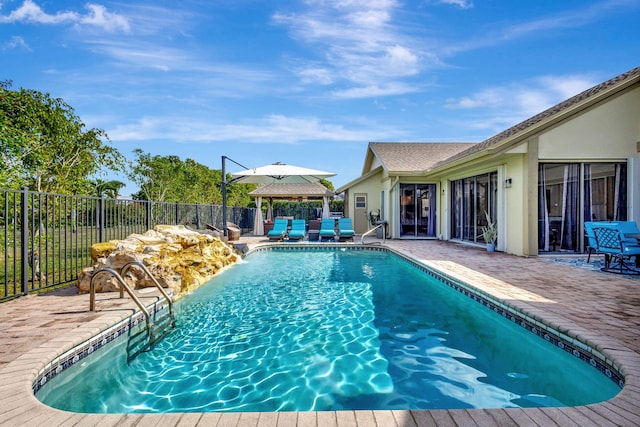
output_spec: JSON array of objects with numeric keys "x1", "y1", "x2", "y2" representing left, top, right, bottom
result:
[{"x1": 37, "y1": 248, "x2": 621, "y2": 413}]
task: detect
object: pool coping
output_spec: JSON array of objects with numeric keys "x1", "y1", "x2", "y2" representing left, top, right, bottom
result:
[{"x1": 2, "y1": 240, "x2": 640, "y2": 426}]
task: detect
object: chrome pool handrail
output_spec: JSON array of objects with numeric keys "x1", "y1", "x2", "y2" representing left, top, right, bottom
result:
[
  {"x1": 361, "y1": 222, "x2": 386, "y2": 245},
  {"x1": 90, "y1": 268, "x2": 152, "y2": 342},
  {"x1": 120, "y1": 261, "x2": 174, "y2": 320},
  {"x1": 90, "y1": 263, "x2": 175, "y2": 346}
]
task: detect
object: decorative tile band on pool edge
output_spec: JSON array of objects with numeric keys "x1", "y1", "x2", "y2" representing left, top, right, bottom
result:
[
  {"x1": 32, "y1": 244, "x2": 624, "y2": 398},
  {"x1": 32, "y1": 300, "x2": 168, "y2": 395},
  {"x1": 249, "y1": 244, "x2": 625, "y2": 389}
]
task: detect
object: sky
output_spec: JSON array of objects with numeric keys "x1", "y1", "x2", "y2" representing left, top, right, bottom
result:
[{"x1": 1, "y1": 0, "x2": 639, "y2": 196}]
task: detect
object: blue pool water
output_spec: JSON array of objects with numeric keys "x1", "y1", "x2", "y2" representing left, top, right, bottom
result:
[{"x1": 37, "y1": 248, "x2": 620, "y2": 412}]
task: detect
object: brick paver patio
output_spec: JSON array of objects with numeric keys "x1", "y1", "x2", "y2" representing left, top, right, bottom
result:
[{"x1": 1, "y1": 238, "x2": 639, "y2": 426}]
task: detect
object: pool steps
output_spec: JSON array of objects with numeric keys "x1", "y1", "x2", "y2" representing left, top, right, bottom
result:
[{"x1": 90, "y1": 261, "x2": 175, "y2": 348}]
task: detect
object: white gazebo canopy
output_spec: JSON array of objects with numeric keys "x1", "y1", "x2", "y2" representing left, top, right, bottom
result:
[{"x1": 250, "y1": 182, "x2": 335, "y2": 234}]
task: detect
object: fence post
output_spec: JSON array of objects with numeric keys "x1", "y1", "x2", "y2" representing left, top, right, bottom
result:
[
  {"x1": 98, "y1": 195, "x2": 105, "y2": 242},
  {"x1": 20, "y1": 187, "x2": 29, "y2": 295},
  {"x1": 175, "y1": 203, "x2": 179, "y2": 225},
  {"x1": 145, "y1": 201, "x2": 152, "y2": 231},
  {"x1": 195, "y1": 203, "x2": 200, "y2": 229}
]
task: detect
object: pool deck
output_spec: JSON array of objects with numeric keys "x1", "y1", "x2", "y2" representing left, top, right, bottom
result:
[{"x1": 1, "y1": 237, "x2": 640, "y2": 426}]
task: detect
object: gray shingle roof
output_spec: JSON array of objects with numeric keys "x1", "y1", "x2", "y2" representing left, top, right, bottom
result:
[{"x1": 369, "y1": 142, "x2": 477, "y2": 173}]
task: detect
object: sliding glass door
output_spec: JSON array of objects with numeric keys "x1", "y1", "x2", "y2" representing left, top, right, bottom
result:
[
  {"x1": 399, "y1": 184, "x2": 436, "y2": 237},
  {"x1": 450, "y1": 172, "x2": 498, "y2": 244},
  {"x1": 538, "y1": 162, "x2": 627, "y2": 253}
]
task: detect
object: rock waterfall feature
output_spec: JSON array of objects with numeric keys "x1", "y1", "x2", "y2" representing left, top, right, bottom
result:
[{"x1": 77, "y1": 225, "x2": 241, "y2": 298}]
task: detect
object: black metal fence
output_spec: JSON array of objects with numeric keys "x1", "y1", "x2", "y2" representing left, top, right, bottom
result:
[{"x1": 0, "y1": 188, "x2": 255, "y2": 302}]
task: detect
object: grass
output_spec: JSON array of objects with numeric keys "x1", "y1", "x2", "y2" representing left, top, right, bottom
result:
[{"x1": 1, "y1": 224, "x2": 147, "y2": 300}]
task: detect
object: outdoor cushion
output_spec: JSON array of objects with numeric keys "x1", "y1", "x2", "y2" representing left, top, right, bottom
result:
[
  {"x1": 287, "y1": 219, "x2": 306, "y2": 241},
  {"x1": 338, "y1": 218, "x2": 355, "y2": 240},
  {"x1": 267, "y1": 219, "x2": 288, "y2": 240},
  {"x1": 319, "y1": 218, "x2": 336, "y2": 240}
]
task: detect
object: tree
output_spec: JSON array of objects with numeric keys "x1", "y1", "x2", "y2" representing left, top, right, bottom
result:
[
  {"x1": 92, "y1": 179, "x2": 126, "y2": 198},
  {"x1": 0, "y1": 83, "x2": 125, "y2": 193},
  {"x1": 129, "y1": 150, "x2": 185, "y2": 202},
  {"x1": 318, "y1": 178, "x2": 335, "y2": 191},
  {"x1": 129, "y1": 149, "x2": 254, "y2": 205}
]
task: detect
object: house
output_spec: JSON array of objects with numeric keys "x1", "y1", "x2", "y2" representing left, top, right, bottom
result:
[{"x1": 337, "y1": 66, "x2": 640, "y2": 256}]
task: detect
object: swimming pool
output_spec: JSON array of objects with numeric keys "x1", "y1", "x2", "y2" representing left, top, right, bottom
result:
[{"x1": 36, "y1": 246, "x2": 621, "y2": 413}]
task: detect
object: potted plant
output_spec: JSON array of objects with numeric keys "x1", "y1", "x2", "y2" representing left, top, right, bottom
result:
[{"x1": 481, "y1": 211, "x2": 498, "y2": 252}]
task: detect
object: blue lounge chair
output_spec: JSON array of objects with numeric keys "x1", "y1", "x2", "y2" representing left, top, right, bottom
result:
[
  {"x1": 267, "y1": 219, "x2": 288, "y2": 241},
  {"x1": 584, "y1": 222, "x2": 598, "y2": 262},
  {"x1": 287, "y1": 219, "x2": 306, "y2": 241},
  {"x1": 338, "y1": 218, "x2": 355, "y2": 241},
  {"x1": 319, "y1": 218, "x2": 336, "y2": 241},
  {"x1": 593, "y1": 226, "x2": 640, "y2": 274}
]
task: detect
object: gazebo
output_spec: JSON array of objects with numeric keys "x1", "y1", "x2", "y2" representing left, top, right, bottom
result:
[
  {"x1": 250, "y1": 182, "x2": 334, "y2": 235},
  {"x1": 222, "y1": 160, "x2": 336, "y2": 237}
]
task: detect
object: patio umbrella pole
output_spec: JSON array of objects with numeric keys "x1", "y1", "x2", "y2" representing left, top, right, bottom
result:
[{"x1": 221, "y1": 155, "x2": 251, "y2": 237}]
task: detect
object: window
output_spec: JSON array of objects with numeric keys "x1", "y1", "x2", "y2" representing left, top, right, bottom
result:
[
  {"x1": 355, "y1": 195, "x2": 366, "y2": 209},
  {"x1": 450, "y1": 172, "x2": 498, "y2": 244}
]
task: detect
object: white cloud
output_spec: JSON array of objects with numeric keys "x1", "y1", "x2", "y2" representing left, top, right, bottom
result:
[
  {"x1": 384, "y1": 45, "x2": 419, "y2": 74},
  {"x1": 348, "y1": 9, "x2": 391, "y2": 27},
  {"x1": 538, "y1": 75, "x2": 596, "y2": 100},
  {"x1": 0, "y1": 0, "x2": 129, "y2": 32},
  {"x1": 439, "y1": 1, "x2": 639, "y2": 57},
  {"x1": 332, "y1": 82, "x2": 417, "y2": 99},
  {"x1": 437, "y1": 0, "x2": 473, "y2": 9},
  {"x1": 296, "y1": 66, "x2": 335, "y2": 85},
  {"x1": 108, "y1": 114, "x2": 397, "y2": 144},
  {"x1": 499, "y1": 1, "x2": 637, "y2": 41},
  {"x1": 78, "y1": 4, "x2": 130, "y2": 33},
  {"x1": 0, "y1": 0, "x2": 77, "y2": 24},
  {"x1": 445, "y1": 74, "x2": 598, "y2": 130},
  {"x1": 273, "y1": 0, "x2": 427, "y2": 98},
  {"x1": 1, "y1": 35, "x2": 30, "y2": 51},
  {"x1": 84, "y1": 40, "x2": 188, "y2": 71},
  {"x1": 446, "y1": 75, "x2": 596, "y2": 115}
]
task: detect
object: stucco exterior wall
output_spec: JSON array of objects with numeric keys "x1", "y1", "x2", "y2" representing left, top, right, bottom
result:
[
  {"x1": 539, "y1": 87, "x2": 640, "y2": 159},
  {"x1": 343, "y1": 170, "x2": 383, "y2": 234},
  {"x1": 503, "y1": 153, "x2": 528, "y2": 256}
]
